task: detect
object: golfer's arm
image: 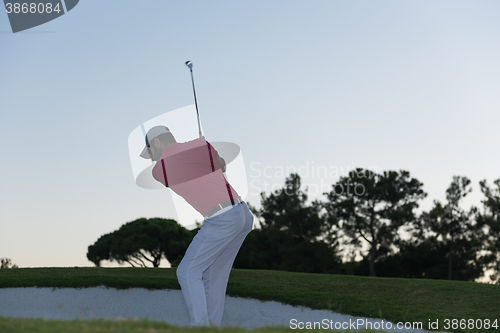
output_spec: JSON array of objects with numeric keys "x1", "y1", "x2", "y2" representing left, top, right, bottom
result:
[{"x1": 216, "y1": 156, "x2": 226, "y2": 173}]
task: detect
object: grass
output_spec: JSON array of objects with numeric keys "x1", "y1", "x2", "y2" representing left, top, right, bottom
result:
[
  {"x1": 0, "y1": 317, "x2": 392, "y2": 333},
  {"x1": 1, "y1": 267, "x2": 499, "y2": 332},
  {"x1": 0, "y1": 317, "x2": 286, "y2": 333}
]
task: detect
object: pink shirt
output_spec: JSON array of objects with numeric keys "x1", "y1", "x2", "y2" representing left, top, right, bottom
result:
[{"x1": 152, "y1": 138, "x2": 239, "y2": 217}]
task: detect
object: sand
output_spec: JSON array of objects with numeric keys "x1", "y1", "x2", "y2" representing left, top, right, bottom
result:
[{"x1": 0, "y1": 287, "x2": 433, "y2": 332}]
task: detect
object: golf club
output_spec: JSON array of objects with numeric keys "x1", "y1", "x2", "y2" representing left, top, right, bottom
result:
[
  {"x1": 185, "y1": 60, "x2": 203, "y2": 139},
  {"x1": 185, "y1": 60, "x2": 232, "y2": 183}
]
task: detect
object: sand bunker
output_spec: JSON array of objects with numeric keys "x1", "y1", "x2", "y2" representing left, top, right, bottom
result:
[{"x1": 0, "y1": 287, "x2": 431, "y2": 332}]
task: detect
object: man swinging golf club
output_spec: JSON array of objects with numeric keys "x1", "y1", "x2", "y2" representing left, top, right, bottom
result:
[{"x1": 138, "y1": 62, "x2": 253, "y2": 326}]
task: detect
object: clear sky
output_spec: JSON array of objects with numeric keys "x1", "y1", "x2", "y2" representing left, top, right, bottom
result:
[{"x1": 1, "y1": 0, "x2": 499, "y2": 268}]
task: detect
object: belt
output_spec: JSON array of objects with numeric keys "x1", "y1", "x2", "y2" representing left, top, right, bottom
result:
[{"x1": 205, "y1": 197, "x2": 243, "y2": 218}]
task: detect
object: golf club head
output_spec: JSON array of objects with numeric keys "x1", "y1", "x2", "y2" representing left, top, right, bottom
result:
[{"x1": 185, "y1": 61, "x2": 193, "y2": 69}]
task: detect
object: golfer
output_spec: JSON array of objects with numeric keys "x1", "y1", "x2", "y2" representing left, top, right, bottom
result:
[{"x1": 140, "y1": 125, "x2": 253, "y2": 326}]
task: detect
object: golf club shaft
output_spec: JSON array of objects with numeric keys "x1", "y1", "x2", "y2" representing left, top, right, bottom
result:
[
  {"x1": 189, "y1": 68, "x2": 203, "y2": 138},
  {"x1": 186, "y1": 61, "x2": 229, "y2": 178}
]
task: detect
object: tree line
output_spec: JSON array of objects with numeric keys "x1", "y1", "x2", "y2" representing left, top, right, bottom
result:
[
  {"x1": 87, "y1": 169, "x2": 500, "y2": 283},
  {"x1": 236, "y1": 170, "x2": 500, "y2": 283}
]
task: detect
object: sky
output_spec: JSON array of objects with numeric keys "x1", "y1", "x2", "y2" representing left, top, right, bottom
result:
[{"x1": 1, "y1": 0, "x2": 499, "y2": 270}]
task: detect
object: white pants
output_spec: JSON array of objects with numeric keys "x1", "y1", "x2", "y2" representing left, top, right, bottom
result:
[{"x1": 176, "y1": 202, "x2": 254, "y2": 326}]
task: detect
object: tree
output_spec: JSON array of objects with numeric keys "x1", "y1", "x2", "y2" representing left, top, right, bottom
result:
[
  {"x1": 352, "y1": 237, "x2": 448, "y2": 278},
  {"x1": 234, "y1": 173, "x2": 341, "y2": 273},
  {"x1": 324, "y1": 168, "x2": 426, "y2": 277},
  {"x1": 0, "y1": 258, "x2": 18, "y2": 269},
  {"x1": 417, "y1": 176, "x2": 488, "y2": 281},
  {"x1": 478, "y1": 178, "x2": 500, "y2": 283},
  {"x1": 87, "y1": 218, "x2": 192, "y2": 267},
  {"x1": 258, "y1": 173, "x2": 326, "y2": 241},
  {"x1": 86, "y1": 233, "x2": 113, "y2": 267}
]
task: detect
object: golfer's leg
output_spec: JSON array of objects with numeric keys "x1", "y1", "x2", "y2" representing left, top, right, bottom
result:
[
  {"x1": 177, "y1": 212, "x2": 247, "y2": 326},
  {"x1": 203, "y1": 204, "x2": 254, "y2": 326},
  {"x1": 176, "y1": 229, "x2": 212, "y2": 326}
]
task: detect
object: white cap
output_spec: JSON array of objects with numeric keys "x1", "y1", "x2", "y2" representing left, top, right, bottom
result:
[{"x1": 139, "y1": 126, "x2": 171, "y2": 159}]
